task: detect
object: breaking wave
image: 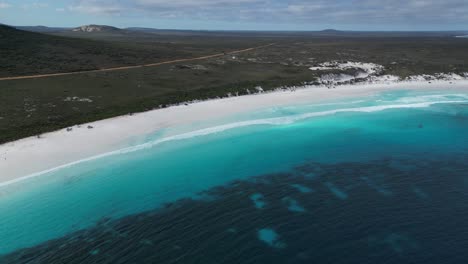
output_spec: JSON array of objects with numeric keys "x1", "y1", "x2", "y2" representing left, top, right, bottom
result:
[{"x1": 1, "y1": 94, "x2": 467, "y2": 188}]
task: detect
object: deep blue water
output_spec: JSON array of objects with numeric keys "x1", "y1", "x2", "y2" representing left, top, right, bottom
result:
[{"x1": 1, "y1": 89, "x2": 468, "y2": 263}]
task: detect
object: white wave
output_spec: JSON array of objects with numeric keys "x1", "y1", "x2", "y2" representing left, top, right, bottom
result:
[
  {"x1": 388, "y1": 94, "x2": 468, "y2": 104},
  {"x1": 273, "y1": 99, "x2": 367, "y2": 110},
  {"x1": 1, "y1": 97, "x2": 467, "y2": 188},
  {"x1": 319, "y1": 100, "x2": 367, "y2": 106}
]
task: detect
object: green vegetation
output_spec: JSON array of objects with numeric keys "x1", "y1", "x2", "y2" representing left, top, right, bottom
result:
[
  {"x1": 1, "y1": 25, "x2": 468, "y2": 144},
  {"x1": 0, "y1": 25, "x2": 259, "y2": 78}
]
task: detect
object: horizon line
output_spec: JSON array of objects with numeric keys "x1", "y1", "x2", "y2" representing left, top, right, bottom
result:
[{"x1": 8, "y1": 24, "x2": 468, "y2": 33}]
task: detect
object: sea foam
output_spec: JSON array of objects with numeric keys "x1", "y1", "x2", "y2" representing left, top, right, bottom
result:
[{"x1": 1, "y1": 94, "x2": 467, "y2": 188}]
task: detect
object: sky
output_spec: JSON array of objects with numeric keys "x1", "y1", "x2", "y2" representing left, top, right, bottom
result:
[{"x1": 0, "y1": 0, "x2": 467, "y2": 31}]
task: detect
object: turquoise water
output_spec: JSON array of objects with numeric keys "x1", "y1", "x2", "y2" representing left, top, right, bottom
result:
[{"x1": 1, "y1": 88, "x2": 468, "y2": 260}]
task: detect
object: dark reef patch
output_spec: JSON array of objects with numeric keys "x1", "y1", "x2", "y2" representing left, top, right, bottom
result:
[{"x1": 2, "y1": 154, "x2": 468, "y2": 264}]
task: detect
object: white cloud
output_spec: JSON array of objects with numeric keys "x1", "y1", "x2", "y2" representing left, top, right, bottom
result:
[
  {"x1": 286, "y1": 4, "x2": 325, "y2": 14},
  {"x1": 136, "y1": 0, "x2": 262, "y2": 8},
  {"x1": 66, "y1": 0, "x2": 468, "y2": 27},
  {"x1": 68, "y1": 0, "x2": 125, "y2": 15},
  {"x1": 0, "y1": 2, "x2": 11, "y2": 9},
  {"x1": 21, "y1": 2, "x2": 49, "y2": 9}
]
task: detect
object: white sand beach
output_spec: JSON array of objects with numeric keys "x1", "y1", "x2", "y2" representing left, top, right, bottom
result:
[{"x1": 1, "y1": 80, "x2": 468, "y2": 186}]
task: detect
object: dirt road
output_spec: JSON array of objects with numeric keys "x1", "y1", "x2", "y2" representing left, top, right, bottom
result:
[{"x1": 0, "y1": 43, "x2": 275, "y2": 81}]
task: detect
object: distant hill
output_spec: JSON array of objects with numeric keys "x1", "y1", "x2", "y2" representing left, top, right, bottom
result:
[
  {"x1": 16, "y1": 25, "x2": 69, "y2": 33},
  {"x1": 125, "y1": 27, "x2": 160, "y2": 33},
  {"x1": 72, "y1": 25, "x2": 122, "y2": 33},
  {"x1": 0, "y1": 24, "x2": 17, "y2": 35},
  {"x1": 320, "y1": 29, "x2": 343, "y2": 33},
  {"x1": 15, "y1": 25, "x2": 123, "y2": 34},
  {"x1": 124, "y1": 27, "x2": 468, "y2": 38},
  {"x1": 0, "y1": 24, "x2": 188, "y2": 78},
  {"x1": 10, "y1": 24, "x2": 468, "y2": 38}
]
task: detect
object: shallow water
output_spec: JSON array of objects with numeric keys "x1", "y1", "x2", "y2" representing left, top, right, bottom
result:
[{"x1": 1, "y1": 89, "x2": 468, "y2": 263}]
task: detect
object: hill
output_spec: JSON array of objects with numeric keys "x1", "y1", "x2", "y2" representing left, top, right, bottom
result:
[
  {"x1": 320, "y1": 29, "x2": 343, "y2": 33},
  {"x1": 2, "y1": 24, "x2": 468, "y2": 145},
  {"x1": 72, "y1": 24, "x2": 122, "y2": 33},
  {"x1": 16, "y1": 25, "x2": 69, "y2": 33},
  {"x1": 0, "y1": 25, "x2": 200, "y2": 77},
  {"x1": 13, "y1": 24, "x2": 466, "y2": 39}
]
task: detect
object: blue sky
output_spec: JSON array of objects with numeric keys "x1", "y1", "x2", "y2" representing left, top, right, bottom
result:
[{"x1": 0, "y1": 0, "x2": 467, "y2": 31}]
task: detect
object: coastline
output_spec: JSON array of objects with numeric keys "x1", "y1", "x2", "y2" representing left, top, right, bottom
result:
[{"x1": 2, "y1": 79, "x2": 468, "y2": 186}]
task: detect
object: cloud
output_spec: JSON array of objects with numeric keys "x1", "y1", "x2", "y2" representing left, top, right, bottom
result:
[
  {"x1": 21, "y1": 2, "x2": 49, "y2": 9},
  {"x1": 136, "y1": 0, "x2": 262, "y2": 8},
  {"x1": 68, "y1": 0, "x2": 125, "y2": 15},
  {"x1": 67, "y1": 0, "x2": 468, "y2": 27},
  {"x1": 0, "y1": 2, "x2": 11, "y2": 8}
]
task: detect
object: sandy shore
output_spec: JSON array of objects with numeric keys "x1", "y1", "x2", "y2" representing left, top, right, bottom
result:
[{"x1": 1, "y1": 80, "x2": 468, "y2": 186}]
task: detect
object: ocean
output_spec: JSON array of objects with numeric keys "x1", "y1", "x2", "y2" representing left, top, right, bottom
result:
[{"x1": 1, "y1": 89, "x2": 468, "y2": 263}]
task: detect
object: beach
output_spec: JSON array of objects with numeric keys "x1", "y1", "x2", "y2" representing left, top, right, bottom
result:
[
  {"x1": 4, "y1": 2, "x2": 468, "y2": 262},
  {"x1": 2, "y1": 79, "x2": 468, "y2": 186},
  {"x1": 2, "y1": 79, "x2": 468, "y2": 259}
]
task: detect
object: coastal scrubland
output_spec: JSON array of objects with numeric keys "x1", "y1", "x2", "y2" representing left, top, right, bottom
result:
[{"x1": 1, "y1": 25, "x2": 468, "y2": 143}]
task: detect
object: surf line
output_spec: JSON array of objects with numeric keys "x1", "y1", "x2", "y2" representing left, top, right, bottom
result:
[{"x1": 1, "y1": 98, "x2": 466, "y2": 188}]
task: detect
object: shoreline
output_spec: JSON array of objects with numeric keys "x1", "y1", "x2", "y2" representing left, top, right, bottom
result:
[{"x1": 2, "y1": 79, "x2": 468, "y2": 186}]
